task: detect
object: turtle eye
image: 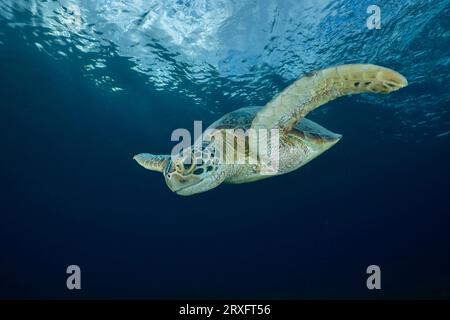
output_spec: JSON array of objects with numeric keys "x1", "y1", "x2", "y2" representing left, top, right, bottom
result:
[
  {"x1": 177, "y1": 156, "x2": 195, "y2": 174},
  {"x1": 175, "y1": 159, "x2": 185, "y2": 173},
  {"x1": 175, "y1": 162, "x2": 183, "y2": 173}
]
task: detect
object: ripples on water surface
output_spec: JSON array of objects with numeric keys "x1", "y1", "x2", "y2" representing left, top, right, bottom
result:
[{"x1": 0, "y1": 0, "x2": 449, "y2": 139}]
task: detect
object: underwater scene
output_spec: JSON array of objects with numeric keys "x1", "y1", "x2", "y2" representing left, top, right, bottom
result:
[{"x1": 0, "y1": 0, "x2": 449, "y2": 299}]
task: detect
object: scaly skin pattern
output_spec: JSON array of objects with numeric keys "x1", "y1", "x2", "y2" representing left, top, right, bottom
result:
[
  {"x1": 205, "y1": 106, "x2": 342, "y2": 184},
  {"x1": 252, "y1": 64, "x2": 408, "y2": 132}
]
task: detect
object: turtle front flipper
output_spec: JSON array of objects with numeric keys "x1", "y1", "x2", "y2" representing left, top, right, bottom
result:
[
  {"x1": 251, "y1": 64, "x2": 408, "y2": 132},
  {"x1": 133, "y1": 153, "x2": 170, "y2": 173}
]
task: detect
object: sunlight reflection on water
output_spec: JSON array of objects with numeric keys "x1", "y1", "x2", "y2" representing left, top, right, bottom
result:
[{"x1": 0, "y1": 0, "x2": 449, "y2": 138}]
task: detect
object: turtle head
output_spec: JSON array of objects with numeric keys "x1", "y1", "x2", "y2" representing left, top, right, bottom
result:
[
  {"x1": 164, "y1": 142, "x2": 226, "y2": 196},
  {"x1": 134, "y1": 142, "x2": 226, "y2": 196}
]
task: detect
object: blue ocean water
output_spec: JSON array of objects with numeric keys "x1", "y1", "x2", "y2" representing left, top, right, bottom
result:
[{"x1": 0, "y1": 0, "x2": 449, "y2": 299}]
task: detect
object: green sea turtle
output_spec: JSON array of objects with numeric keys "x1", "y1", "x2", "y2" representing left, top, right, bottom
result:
[{"x1": 134, "y1": 64, "x2": 407, "y2": 196}]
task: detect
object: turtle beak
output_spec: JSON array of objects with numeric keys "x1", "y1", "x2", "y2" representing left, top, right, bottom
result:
[
  {"x1": 163, "y1": 161, "x2": 202, "y2": 195},
  {"x1": 165, "y1": 173, "x2": 202, "y2": 195}
]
